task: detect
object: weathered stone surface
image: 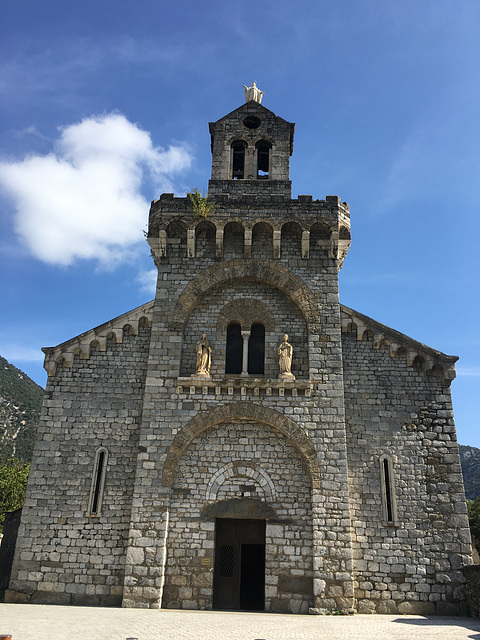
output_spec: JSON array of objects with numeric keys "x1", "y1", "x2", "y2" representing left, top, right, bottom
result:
[{"x1": 7, "y1": 98, "x2": 472, "y2": 615}]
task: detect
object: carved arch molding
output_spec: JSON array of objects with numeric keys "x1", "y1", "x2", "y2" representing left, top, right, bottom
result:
[
  {"x1": 172, "y1": 260, "x2": 322, "y2": 334},
  {"x1": 161, "y1": 402, "x2": 321, "y2": 490},
  {"x1": 216, "y1": 298, "x2": 275, "y2": 333}
]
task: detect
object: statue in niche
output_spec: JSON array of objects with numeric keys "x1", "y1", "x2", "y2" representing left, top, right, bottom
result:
[
  {"x1": 243, "y1": 81, "x2": 264, "y2": 104},
  {"x1": 195, "y1": 333, "x2": 212, "y2": 377},
  {"x1": 278, "y1": 334, "x2": 295, "y2": 380}
]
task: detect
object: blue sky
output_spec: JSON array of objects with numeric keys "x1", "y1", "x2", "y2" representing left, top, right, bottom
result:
[{"x1": 1, "y1": 1, "x2": 479, "y2": 446}]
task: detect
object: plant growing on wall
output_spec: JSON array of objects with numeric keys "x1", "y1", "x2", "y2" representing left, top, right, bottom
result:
[{"x1": 188, "y1": 188, "x2": 216, "y2": 218}]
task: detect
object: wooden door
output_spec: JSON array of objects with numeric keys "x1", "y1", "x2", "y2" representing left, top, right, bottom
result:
[{"x1": 213, "y1": 518, "x2": 265, "y2": 610}]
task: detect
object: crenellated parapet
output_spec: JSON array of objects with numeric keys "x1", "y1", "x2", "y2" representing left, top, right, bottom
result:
[
  {"x1": 148, "y1": 193, "x2": 351, "y2": 269},
  {"x1": 340, "y1": 304, "x2": 458, "y2": 385},
  {"x1": 42, "y1": 301, "x2": 154, "y2": 377}
]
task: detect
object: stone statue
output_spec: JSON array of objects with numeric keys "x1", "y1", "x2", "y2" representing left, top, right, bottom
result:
[
  {"x1": 243, "y1": 82, "x2": 264, "y2": 104},
  {"x1": 278, "y1": 334, "x2": 295, "y2": 380},
  {"x1": 195, "y1": 334, "x2": 212, "y2": 377}
]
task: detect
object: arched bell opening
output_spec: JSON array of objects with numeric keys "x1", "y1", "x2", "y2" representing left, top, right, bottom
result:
[
  {"x1": 255, "y1": 140, "x2": 271, "y2": 179},
  {"x1": 231, "y1": 140, "x2": 247, "y2": 180}
]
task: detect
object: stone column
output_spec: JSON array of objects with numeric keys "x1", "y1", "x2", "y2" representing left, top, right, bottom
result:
[
  {"x1": 216, "y1": 227, "x2": 223, "y2": 259},
  {"x1": 244, "y1": 229, "x2": 252, "y2": 258},
  {"x1": 241, "y1": 330, "x2": 250, "y2": 376},
  {"x1": 301, "y1": 230, "x2": 310, "y2": 259},
  {"x1": 187, "y1": 229, "x2": 195, "y2": 258},
  {"x1": 273, "y1": 231, "x2": 281, "y2": 259}
]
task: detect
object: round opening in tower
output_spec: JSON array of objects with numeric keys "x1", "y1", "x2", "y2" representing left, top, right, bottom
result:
[{"x1": 243, "y1": 116, "x2": 261, "y2": 129}]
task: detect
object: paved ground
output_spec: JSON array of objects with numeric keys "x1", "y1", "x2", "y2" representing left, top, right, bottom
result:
[{"x1": 1, "y1": 605, "x2": 480, "y2": 640}]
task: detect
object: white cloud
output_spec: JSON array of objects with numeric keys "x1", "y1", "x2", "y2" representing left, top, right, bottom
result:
[
  {"x1": 136, "y1": 269, "x2": 157, "y2": 297},
  {"x1": 0, "y1": 113, "x2": 192, "y2": 266}
]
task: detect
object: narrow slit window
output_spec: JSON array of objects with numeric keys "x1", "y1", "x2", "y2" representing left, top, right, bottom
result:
[
  {"x1": 248, "y1": 323, "x2": 265, "y2": 374},
  {"x1": 88, "y1": 448, "x2": 108, "y2": 516},
  {"x1": 231, "y1": 141, "x2": 247, "y2": 179},
  {"x1": 225, "y1": 323, "x2": 243, "y2": 374},
  {"x1": 380, "y1": 455, "x2": 396, "y2": 524}
]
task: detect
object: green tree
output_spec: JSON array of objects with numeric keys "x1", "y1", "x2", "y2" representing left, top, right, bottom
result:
[
  {"x1": 467, "y1": 497, "x2": 480, "y2": 541},
  {"x1": 0, "y1": 458, "x2": 30, "y2": 533}
]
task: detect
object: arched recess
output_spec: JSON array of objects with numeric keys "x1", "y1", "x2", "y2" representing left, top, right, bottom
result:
[
  {"x1": 166, "y1": 219, "x2": 187, "y2": 259},
  {"x1": 172, "y1": 260, "x2": 322, "y2": 334},
  {"x1": 162, "y1": 402, "x2": 321, "y2": 489},
  {"x1": 195, "y1": 219, "x2": 216, "y2": 259},
  {"x1": 251, "y1": 222, "x2": 273, "y2": 259},
  {"x1": 223, "y1": 221, "x2": 245, "y2": 260},
  {"x1": 281, "y1": 221, "x2": 303, "y2": 260},
  {"x1": 309, "y1": 222, "x2": 330, "y2": 260}
]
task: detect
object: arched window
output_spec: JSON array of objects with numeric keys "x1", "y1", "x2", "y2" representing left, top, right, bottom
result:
[
  {"x1": 380, "y1": 455, "x2": 397, "y2": 524},
  {"x1": 255, "y1": 140, "x2": 271, "y2": 179},
  {"x1": 248, "y1": 323, "x2": 265, "y2": 374},
  {"x1": 225, "y1": 323, "x2": 242, "y2": 374},
  {"x1": 88, "y1": 447, "x2": 108, "y2": 516},
  {"x1": 231, "y1": 141, "x2": 247, "y2": 179}
]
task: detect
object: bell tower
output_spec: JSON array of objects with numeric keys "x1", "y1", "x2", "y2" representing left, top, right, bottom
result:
[
  {"x1": 142, "y1": 88, "x2": 355, "y2": 614},
  {"x1": 208, "y1": 100, "x2": 295, "y2": 198}
]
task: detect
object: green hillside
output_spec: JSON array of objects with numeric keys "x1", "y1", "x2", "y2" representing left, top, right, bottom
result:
[
  {"x1": 0, "y1": 356, "x2": 44, "y2": 462},
  {"x1": 459, "y1": 444, "x2": 480, "y2": 500}
]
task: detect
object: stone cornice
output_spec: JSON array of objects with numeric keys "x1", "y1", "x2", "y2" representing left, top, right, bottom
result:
[
  {"x1": 42, "y1": 301, "x2": 154, "y2": 377},
  {"x1": 340, "y1": 304, "x2": 458, "y2": 384}
]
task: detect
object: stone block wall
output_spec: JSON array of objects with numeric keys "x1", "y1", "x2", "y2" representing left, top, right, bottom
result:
[
  {"x1": 163, "y1": 420, "x2": 313, "y2": 613},
  {"x1": 6, "y1": 327, "x2": 151, "y2": 606},
  {"x1": 180, "y1": 280, "x2": 309, "y2": 379},
  {"x1": 342, "y1": 330, "x2": 472, "y2": 614}
]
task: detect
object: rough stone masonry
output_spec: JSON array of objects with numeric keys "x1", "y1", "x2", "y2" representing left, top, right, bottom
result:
[{"x1": 6, "y1": 94, "x2": 473, "y2": 614}]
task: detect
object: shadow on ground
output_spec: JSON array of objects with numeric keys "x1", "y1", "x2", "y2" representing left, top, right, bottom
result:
[{"x1": 393, "y1": 616, "x2": 480, "y2": 640}]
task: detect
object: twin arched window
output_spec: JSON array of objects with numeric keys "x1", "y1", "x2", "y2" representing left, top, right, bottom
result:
[
  {"x1": 225, "y1": 323, "x2": 265, "y2": 374},
  {"x1": 231, "y1": 140, "x2": 271, "y2": 180}
]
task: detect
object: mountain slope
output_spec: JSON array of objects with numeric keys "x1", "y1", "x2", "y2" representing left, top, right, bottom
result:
[
  {"x1": 459, "y1": 444, "x2": 480, "y2": 500},
  {"x1": 0, "y1": 356, "x2": 44, "y2": 462}
]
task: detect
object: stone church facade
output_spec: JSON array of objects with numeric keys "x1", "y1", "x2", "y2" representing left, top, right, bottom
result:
[{"x1": 6, "y1": 97, "x2": 473, "y2": 614}]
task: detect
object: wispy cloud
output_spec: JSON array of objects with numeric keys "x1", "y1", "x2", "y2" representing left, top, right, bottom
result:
[
  {"x1": 456, "y1": 366, "x2": 480, "y2": 377},
  {"x1": 378, "y1": 109, "x2": 479, "y2": 213},
  {"x1": 13, "y1": 125, "x2": 49, "y2": 141},
  {"x1": 0, "y1": 113, "x2": 192, "y2": 266},
  {"x1": 136, "y1": 269, "x2": 157, "y2": 297},
  {"x1": 0, "y1": 345, "x2": 45, "y2": 363}
]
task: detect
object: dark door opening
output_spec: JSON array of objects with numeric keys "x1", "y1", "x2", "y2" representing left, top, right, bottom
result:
[{"x1": 213, "y1": 518, "x2": 265, "y2": 611}]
